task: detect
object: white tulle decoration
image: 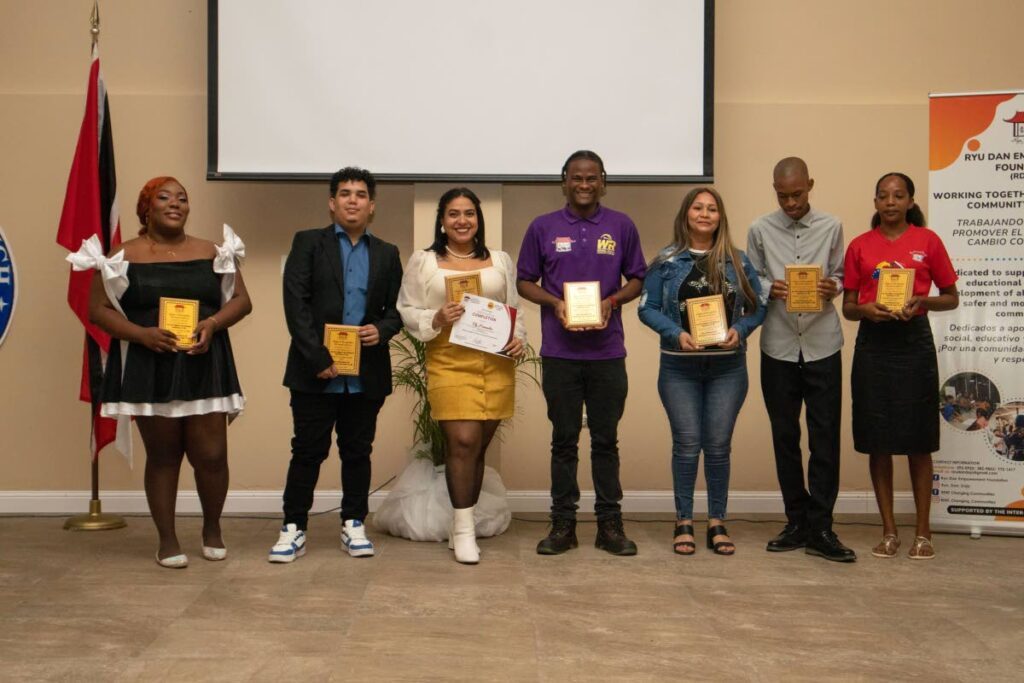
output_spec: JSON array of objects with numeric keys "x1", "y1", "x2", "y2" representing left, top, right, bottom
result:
[{"x1": 373, "y1": 453, "x2": 511, "y2": 542}]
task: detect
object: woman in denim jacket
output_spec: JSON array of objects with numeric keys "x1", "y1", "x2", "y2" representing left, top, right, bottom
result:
[{"x1": 639, "y1": 187, "x2": 765, "y2": 556}]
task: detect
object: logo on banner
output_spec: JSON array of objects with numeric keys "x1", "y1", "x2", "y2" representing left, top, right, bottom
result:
[
  {"x1": 0, "y1": 227, "x2": 17, "y2": 347},
  {"x1": 1005, "y1": 111, "x2": 1024, "y2": 139},
  {"x1": 554, "y1": 236, "x2": 574, "y2": 253},
  {"x1": 596, "y1": 233, "x2": 617, "y2": 256}
]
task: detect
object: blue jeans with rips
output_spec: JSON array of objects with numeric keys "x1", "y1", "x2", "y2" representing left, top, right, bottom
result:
[{"x1": 657, "y1": 352, "x2": 748, "y2": 520}]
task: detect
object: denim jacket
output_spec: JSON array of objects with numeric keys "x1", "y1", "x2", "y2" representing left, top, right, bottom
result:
[{"x1": 638, "y1": 247, "x2": 767, "y2": 352}]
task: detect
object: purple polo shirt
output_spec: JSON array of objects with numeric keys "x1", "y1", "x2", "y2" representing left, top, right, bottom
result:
[{"x1": 517, "y1": 204, "x2": 646, "y2": 360}]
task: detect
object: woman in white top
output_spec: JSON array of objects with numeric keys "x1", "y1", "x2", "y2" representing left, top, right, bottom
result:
[{"x1": 397, "y1": 187, "x2": 526, "y2": 563}]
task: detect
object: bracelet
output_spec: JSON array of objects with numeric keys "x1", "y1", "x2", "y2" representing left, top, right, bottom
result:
[
  {"x1": 207, "y1": 315, "x2": 220, "y2": 330},
  {"x1": 609, "y1": 295, "x2": 619, "y2": 309}
]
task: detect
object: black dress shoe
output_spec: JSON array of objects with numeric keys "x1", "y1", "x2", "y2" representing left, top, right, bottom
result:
[
  {"x1": 766, "y1": 523, "x2": 807, "y2": 552},
  {"x1": 805, "y1": 530, "x2": 857, "y2": 563},
  {"x1": 536, "y1": 518, "x2": 578, "y2": 555},
  {"x1": 595, "y1": 517, "x2": 637, "y2": 556}
]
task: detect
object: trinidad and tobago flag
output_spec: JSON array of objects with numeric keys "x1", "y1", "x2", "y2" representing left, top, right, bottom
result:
[{"x1": 56, "y1": 45, "x2": 122, "y2": 459}]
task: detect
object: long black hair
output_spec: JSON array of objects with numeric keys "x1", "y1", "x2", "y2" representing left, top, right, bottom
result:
[
  {"x1": 871, "y1": 172, "x2": 927, "y2": 228},
  {"x1": 426, "y1": 187, "x2": 490, "y2": 259}
]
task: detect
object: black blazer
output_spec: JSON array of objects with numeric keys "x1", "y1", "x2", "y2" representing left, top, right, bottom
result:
[{"x1": 282, "y1": 226, "x2": 403, "y2": 399}]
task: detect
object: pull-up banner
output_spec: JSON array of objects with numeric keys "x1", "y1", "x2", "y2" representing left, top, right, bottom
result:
[{"x1": 929, "y1": 90, "x2": 1024, "y2": 536}]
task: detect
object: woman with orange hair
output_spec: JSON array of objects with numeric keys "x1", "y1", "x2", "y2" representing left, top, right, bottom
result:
[{"x1": 83, "y1": 176, "x2": 252, "y2": 567}]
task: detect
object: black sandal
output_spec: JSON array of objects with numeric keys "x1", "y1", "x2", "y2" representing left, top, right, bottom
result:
[
  {"x1": 673, "y1": 523, "x2": 696, "y2": 555},
  {"x1": 706, "y1": 524, "x2": 735, "y2": 556}
]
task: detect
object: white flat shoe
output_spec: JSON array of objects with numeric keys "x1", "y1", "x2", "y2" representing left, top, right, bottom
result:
[
  {"x1": 202, "y1": 545, "x2": 227, "y2": 561},
  {"x1": 155, "y1": 553, "x2": 189, "y2": 569}
]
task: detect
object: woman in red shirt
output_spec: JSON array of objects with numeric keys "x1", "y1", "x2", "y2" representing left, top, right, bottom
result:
[{"x1": 842, "y1": 172, "x2": 959, "y2": 560}]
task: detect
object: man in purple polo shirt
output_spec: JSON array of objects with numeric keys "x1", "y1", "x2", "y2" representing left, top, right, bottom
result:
[{"x1": 517, "y1": 150, "x2": 647, "y2": 556}]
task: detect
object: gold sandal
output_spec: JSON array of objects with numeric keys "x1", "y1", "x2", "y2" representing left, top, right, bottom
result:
[
  {"x1": 871, "y1": 534, "x2": 900, "y2": 558},
  {"x1": 908, "y1": 536, "x2": 935, "y2": 560}
]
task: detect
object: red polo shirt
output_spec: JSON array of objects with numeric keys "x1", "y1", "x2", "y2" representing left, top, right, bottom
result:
[{"x1": 843, "y1": 225, "x2": 958, "y2": 313}]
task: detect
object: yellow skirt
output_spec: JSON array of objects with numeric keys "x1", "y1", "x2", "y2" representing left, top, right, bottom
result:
[{"x1": 426, "y1": 328, "x2": 515, "y2": 421}]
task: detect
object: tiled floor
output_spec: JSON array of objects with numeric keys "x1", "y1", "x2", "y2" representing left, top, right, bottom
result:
[{"x1": 0, "y1": 514, "x2": 1021, "y2": 682}]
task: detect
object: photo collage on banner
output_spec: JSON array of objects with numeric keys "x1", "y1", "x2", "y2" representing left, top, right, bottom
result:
[{"x1": 929, "y1": 90, "x2": 1024, "y2": 535}]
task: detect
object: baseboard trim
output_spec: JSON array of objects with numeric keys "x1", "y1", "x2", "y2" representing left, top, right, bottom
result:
[{"x1": 0, "y1": 489, "x2": 913, "y2": 515}]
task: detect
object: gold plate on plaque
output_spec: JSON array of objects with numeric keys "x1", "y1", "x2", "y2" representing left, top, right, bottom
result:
[
  {"x1": 785, "y1": 264, "x2": 823, "y2": 313},
  {"x1": 563, "y1": 281, "x2": 603, "y2": 328},
  {"x1": 876, "y1": 267, "x2": 914, "y2": 311},
  {"x1": 687, "y1": 294, "x2": 728, "y2": 347},
  {"x1": 159, "y1": 297, "x2": 199, "y2": 349},
  {"x1": 324, "y1": 324, "x2": 361, "y2": 376}
]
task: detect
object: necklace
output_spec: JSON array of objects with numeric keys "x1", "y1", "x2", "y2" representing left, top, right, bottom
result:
[
  {"x1": 445, "y1": 245, "x2": 474, "y2": 260},
  {"x1": 690, "y1": 249, "x2": 709, "y2": 275},
  {"x1": 147, "y1": 233, "x2": 188, "y2": 257}
]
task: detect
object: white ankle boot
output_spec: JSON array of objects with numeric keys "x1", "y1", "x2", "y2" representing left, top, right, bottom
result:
[
  {"x1": 450, "y1": 507, "x2": 479, "y2": 564},
  {"x1": 448, "y1": 522, "x2": 481, "y2": 552}
]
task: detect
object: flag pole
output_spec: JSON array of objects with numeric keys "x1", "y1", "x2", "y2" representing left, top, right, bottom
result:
[
  {"x1": 64, "y1": 0, "x2": 125, "y2": 532},
  {"x1": 64, "y1": 454, "x2": 126, "y2": 531}
]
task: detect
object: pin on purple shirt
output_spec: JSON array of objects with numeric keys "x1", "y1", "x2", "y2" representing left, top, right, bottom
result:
[{"x1": 517, "y1": 205, "x2": 647, "y2": 360}]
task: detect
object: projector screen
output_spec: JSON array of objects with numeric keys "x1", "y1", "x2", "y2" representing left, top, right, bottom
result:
[{"x1": 208, "y1": 0, "x2": 714, "y2": 182}]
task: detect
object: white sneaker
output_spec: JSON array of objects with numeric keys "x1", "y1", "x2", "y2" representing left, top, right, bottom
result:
[
  {"x1": 341, "y1": 519, "x2": 375, "y2": 558},
  {"x1": 268, "y1": 523, "x2": 306, "y2": 563}
]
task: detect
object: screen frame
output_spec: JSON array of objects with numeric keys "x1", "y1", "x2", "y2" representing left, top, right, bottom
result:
[{"x1": 206, "y1": 0, "x2": 715, "y2": 184}]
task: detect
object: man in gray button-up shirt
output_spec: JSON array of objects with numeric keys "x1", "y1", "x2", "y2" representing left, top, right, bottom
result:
[{"x1": 747, "y1": 157, "x2": 855, "y2": 562}]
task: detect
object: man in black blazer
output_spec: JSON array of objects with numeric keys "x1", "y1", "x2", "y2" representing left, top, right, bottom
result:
[{"x1": 269, "y1": 167, "x2": 403, "y2": 563}]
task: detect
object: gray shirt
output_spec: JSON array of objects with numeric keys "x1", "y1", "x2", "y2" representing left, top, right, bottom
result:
[{"x1": 746, "y1": 207, "x2": 845, "y2": 363}]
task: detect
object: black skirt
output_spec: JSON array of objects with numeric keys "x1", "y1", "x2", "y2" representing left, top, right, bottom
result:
[
  {"x1": 101, "y1": 260, "x2": 244, "y2": 416},
  {"x1": 851, "y1": 315, "x2": 939, "y2": 455}
]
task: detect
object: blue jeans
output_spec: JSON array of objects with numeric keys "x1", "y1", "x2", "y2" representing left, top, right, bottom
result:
[{"x1": 657, "y1": 353, "x2": 748, "y2": 520}]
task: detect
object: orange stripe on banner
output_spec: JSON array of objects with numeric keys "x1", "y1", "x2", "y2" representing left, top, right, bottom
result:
[{"x1": 929, "y1": 94, "x2": 1015, "y2": 171}]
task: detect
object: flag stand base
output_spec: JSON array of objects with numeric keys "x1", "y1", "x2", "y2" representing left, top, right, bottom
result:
[{"x1": 64, "y1": 499, "x2": 126, "y2": 531}]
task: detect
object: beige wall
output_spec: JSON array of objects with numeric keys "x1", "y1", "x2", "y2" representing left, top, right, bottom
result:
[{"x1": 1, "y1": 0, "x2": 1020, "y2": 496}]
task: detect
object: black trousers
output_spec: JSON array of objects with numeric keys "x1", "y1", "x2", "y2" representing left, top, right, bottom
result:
[
  {"x1": 760, "y1": 351, "x2": 842, "y2": 532},
  {"x1": 282, "y1": 390, "x2": 384, "y2": 530},
  {"x1": 541, "y1": 357, "x2": 628, "y2": 522}
]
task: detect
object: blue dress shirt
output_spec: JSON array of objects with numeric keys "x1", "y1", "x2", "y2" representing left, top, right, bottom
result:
[{"x1": 325, "y1": 225, "x2": 369, "y2": 394}]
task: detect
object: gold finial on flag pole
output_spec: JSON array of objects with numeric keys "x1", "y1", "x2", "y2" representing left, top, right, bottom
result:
[{"x1": 90, "y1": 1, "x2": 100, "y2": 46}]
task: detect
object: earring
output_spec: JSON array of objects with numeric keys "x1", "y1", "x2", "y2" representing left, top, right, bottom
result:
[{"x1": 441, "y1": 227, "x2": 446, "y2": 234}]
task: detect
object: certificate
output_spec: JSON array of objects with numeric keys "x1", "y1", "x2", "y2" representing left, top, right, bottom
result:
[
  {"x1": 323, "y1": 324, "x2": 361, "y2": 376},
  {"x1": 445, "y1": 271, "x2": 482, "y2": 304},
  {"x1": 877, "y1": 267, "x2": 914, "y2": 310},
  {"x1": 563, "y1": 281, "x2": 603, "y2": 328},
  {"x1": 686, "y1": 294, "x2": 728, "y2": 347},
  {"x1": 158, "y1": 297, "x2": 199, "y2": 349},
  {"x1": 449, "y1": 293, "x2": 517, "y2": 357},
  {"x1": 785, "y1": 264, "x2": 823, "y2": 313}
]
